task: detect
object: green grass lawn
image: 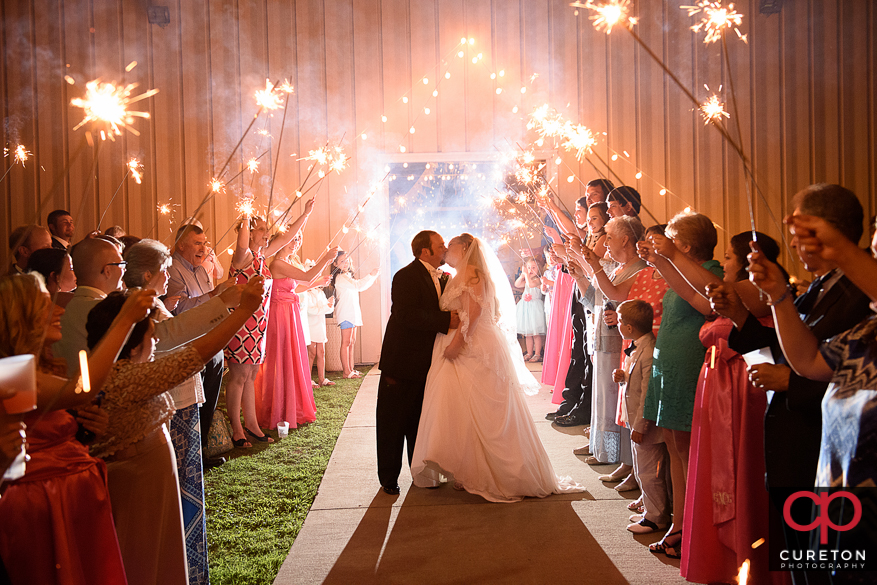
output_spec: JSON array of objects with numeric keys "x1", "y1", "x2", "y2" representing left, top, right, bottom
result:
[{"x1": 203, "y1": 368, "x2": 368, "y2": 585}]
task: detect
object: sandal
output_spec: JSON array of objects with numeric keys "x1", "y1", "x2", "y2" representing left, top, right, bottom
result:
[
  {"x1": 232, "y1": 437, "x2": 252, "y2": 448},
  {"x1": 649, "y1": 530, "x2": 682, "y2": 558},
  {"x1": 529, "y1": 354, "x2": 543, "y2": 362},
  {"x1": 321, "y1": 379, "x2": 336, "y2": 386},
  {"x1": 245, "y1": 427, "x2": 274, "y2": 444},
  {"x1": 344, "y1": 372, "x2": 361, "y2": 379}
]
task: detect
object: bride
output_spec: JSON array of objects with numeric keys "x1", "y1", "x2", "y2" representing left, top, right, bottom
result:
[{"x1": 410, "y1": 233, "x2": 585, "y2": 503}]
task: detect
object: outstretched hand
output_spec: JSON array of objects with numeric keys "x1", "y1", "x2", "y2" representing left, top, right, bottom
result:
[
  {"x1": 706, "y1": 282, "x2": 748, "y2": 327},
  {"x1": 785, "y1": 213, "x2": 856, "y2": 263},
  {"x1": 747, "y1": 242, "x2": 788, "y2": 302}
]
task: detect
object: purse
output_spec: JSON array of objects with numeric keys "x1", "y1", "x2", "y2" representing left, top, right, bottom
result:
[{"x1": 204, "y1": 410, "x2": 233, "y2": 458}]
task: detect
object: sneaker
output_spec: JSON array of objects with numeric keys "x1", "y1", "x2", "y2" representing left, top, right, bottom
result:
[{"x1": 627, "y1": 518, "x2": 667, "y2": 534}]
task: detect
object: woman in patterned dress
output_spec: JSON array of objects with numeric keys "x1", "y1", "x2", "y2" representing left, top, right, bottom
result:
[{"x1": 225, "y1": 198, "x2": 315, "y2": 447}]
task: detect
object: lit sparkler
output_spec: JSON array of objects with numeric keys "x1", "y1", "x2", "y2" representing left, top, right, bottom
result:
[
  {"x1": 247, "y1": 157, "x2": 260, "y2": 174},
  {"x1": 70, "y1": 78, "x2": 158, "y2": 140},
  {"x1": 683, "y1": 1, "x2": 747, "y2": 44},
  {"x1": 158, "y1": 203, "x2": 171, "y2": 215},
  {"x1": 210, "y1": 177, "x2": 224, "y2": 193},
  {"x1": 14, "y1": 145, "x2": 30, "y2": 166},
  {"x1": 254, "y1": 78, "x2": 283, "y2": 110},
  {"x1": 127, "y1": 158, "x2": 143, "y2": 184},
  {"x1": 562, "y1": 124, "x2": 597, "y2": 160},
  {"x1": 700, "y1": 94, "x2": 730, "y2": 124},
  {"x1": 236, "y1": 198, "x2": 255, "y2": 218},
  {"x1": 736, "y1": 559, "x2": 750, "y2": 585},
  {"x1": 571, "y1": 0, "x2": 637, "y2": 34}
]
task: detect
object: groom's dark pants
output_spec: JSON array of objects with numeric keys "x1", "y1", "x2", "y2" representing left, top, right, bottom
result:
[
  {"x1": 558, "y1": 296, "x2": 592, "y2": 421},
  {"x1": 376, "y1": 374, "x2": 426, "y2": 488}
]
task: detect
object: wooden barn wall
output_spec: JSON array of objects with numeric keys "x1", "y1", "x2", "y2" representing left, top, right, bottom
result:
[{"x1": 1, "y1": 0, "x2": 875, "y2": 362}]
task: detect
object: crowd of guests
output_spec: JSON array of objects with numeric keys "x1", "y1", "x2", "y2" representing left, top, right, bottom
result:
[
  {"x1": 537, "y1": 179, "x2": 877, "y2": 584},
  {"x1": 0, "y1": 199, "x2": 378, "y2": 585}
]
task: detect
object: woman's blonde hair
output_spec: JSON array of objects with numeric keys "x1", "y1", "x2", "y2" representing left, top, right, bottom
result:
[
  {"x1": 666, "y1": 211, "x2": 717, "y2": 262},
  {"x1": 0, "y1": 274, "x2": 60, "y2": 371}
]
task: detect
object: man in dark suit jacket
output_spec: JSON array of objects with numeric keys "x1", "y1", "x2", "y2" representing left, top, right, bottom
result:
[
  {"x1": 47, "y1": 209, "x2": 74, "y2": 251},
  {"x1": 376, "y1": 230, "x2": 460, "y2": 495}
]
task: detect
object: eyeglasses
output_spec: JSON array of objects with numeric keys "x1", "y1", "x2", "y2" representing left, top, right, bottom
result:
[{"x1": 105, "y1": 261, "x2": 127, "y2": 269}]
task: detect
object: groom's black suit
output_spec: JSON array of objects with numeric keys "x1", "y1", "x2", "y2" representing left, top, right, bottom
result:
[{"x1": 376, "y1": 259, "x2": 452, "y2": 490}]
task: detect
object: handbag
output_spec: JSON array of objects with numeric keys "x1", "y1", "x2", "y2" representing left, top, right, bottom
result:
[{"x1": 204, "y1": 410, "x2": 233, "y2": 458}]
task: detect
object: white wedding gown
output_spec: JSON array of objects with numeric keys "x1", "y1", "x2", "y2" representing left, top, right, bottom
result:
[{"x1": 411, "y1": 270, "x2": 585, "y2": 503}]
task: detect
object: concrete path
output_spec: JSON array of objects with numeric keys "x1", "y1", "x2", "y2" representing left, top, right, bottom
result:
[{"x1": 275, "y1": 365, "x2": 688, "y2": 584}]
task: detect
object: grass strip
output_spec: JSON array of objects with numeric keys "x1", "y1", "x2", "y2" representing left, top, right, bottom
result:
[{"x1": 204, "y1": 367, "x2": 368, "y2": 585}]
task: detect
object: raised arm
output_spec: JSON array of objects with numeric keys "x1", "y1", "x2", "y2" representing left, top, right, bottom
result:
[
  {"x1": 748, "y1": 246, "x2": 833, "y2": 381},
  {"x1": 264, "y1": 198, "x2": 316, "y2": 258},
  {"x1": 232, "y1": 217, "x2": 252, "y2": 269},
  {"x1": 37, "y1": 289, "x2": 157, "y2": 411}
]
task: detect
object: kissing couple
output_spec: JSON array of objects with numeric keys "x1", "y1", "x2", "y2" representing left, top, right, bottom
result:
[{"x1": 376, "y1": 230, "x2": 584, "y2": 502}]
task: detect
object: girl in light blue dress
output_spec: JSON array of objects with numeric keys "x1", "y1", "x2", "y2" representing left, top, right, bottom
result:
[{"x1": 515, "y1": 257, "x2": 547, "y2": 361}]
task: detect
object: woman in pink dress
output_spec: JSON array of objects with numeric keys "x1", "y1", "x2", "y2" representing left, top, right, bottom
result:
[
  {"x1": 225, "y1": 198, "x2": 315, "y2": 448},
  {"x1": 255, "y1": 236, "x2": 337, "y2": 430}
]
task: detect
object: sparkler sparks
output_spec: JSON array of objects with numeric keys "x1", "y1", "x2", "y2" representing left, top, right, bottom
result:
[
  {"x1": 562, "y1": 124, "x2": 597, "y2": 160},
  {"x1": 700, "y1": 94, "x2": 730, "y2": 124},
  {"x1": 127, "y1": 158, "x2": 143, "y2": 184},
  {"x1": 70, "y1": 78, "x2": 158, "y2": 140},
  {"x1": 13, "y1": 145, "x2": 31, "y2": 167},
  {"x1": 254, "y1": 78, "x2": 283, "y2": 110},
  {"x1": 571, "y1": 0, "x2": 637, "y2": 34},
  {"x1": 683, "y1": 1, "x2": 747, "y2": 44},
  {"x1": 158, "y1": 203, "x2": 171, "y2": 215},
  {"x1": 210, "y1": 178, "x2": 224, "y2": 193},
  {"x1": 236, "y1": 198, "x2": 255, "y2": 218},
  {"x1": 247, "y1": 157, "x2": 260, "y2": 174}
]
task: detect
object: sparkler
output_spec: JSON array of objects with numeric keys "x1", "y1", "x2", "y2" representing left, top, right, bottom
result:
[
  {"x1": 246, "y1": 157, "x2": 260, "y2": 174},
  {"x1": 254, "y1": 78, "x2": 284, "y2": 111},
  {"x1": 699, "y1": 93, "x2": 729, "y2": 125},
  {"x1": 98, "y1": 158, "x2": 144, "y2": 230},
  {"x1": 562, "y1": 124, "x2": 597, "y2": 161},
  {"x1": 569, "y1": 1, "x2": 637, "y2": 34},
  {"x1": 236, "y1": 197, "x2": 256, "y2": 218},
  {"x1": 0, "y1": 144, "x2": 32, "y2": 185},
  {"x1": 683, "y1": 1, "x2": 747, "y2": 44},
  {"x1": 266, "y1": 78, "x2": 295, "y2": 218},
  {"x1": 70, "y1": 78, "x2": 158, "y2": 140}
]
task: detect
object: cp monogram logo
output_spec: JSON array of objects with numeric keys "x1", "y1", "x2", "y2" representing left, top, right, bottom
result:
[{"x1": 783, "y1": 491, "x2": 862, "y2": 545}]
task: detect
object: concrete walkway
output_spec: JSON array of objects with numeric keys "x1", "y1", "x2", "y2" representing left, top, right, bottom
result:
[{"x1": 275, "y1": 365, "x2": 688, "y2": 584}]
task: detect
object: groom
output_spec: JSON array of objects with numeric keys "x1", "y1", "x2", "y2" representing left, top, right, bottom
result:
[{"x1": 376, "y1": 230, "x2": 459, "y2": 495}]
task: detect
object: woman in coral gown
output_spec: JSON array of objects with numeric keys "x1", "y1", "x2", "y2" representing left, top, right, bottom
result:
[{"x1": 255, "y1": 237, "x2": 337, "y2": 430}]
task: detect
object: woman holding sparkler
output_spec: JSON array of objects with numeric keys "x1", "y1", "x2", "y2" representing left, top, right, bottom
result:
[
  {"x1": 0, "y1": 274, "x2": 155, "y2": 585},
  {"x1": 225, "y1": 198, "x2": 315, "y2": 448},
  {"x1": 515, "y1": 257, "x2": 546, "y2": 362},
  {"x1": 330, "y1": 251, "x2": 379, "y2": 379},
  {"x1": 254, "y1": 233, "x2": 337, "y2": 431}
]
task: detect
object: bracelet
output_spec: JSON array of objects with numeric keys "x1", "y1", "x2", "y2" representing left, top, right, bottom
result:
[{"x1": 766, "y1": 285, "x2": 793, "y2": 307}]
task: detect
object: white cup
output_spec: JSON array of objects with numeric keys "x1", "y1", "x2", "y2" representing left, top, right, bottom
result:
[
  {"x1": 277, "y1": 421, "x2": 289, "y2": 438},
  {"x1": 0, "y1": 354, "x2": 37, "y2": 414}
]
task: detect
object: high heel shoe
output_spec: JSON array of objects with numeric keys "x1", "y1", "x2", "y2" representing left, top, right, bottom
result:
[
  {"x1": 245, "y1": 427, "x2": 274, "y2": 444},
  {"x1": 649, "y1": 529, "x2": 682, "y2": 558}
]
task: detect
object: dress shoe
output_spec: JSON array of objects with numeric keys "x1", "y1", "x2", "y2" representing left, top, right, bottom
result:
[
  {"x1": 614, "y1": 474, "x2": 639, "y2": 492},
  {"x1": 382, "y1": 484, "x2": 400, "y2": 495},
  {"x1": 627, "y1": 518, "x2": 667, "y2": 534},
  {"x1": 545, "y1": 410, "x2": 566, "y2": 421},
  {"x1": 554, "y1": 414, "x2": 587, "y2": 427},
  {"x1": 203, "y1": 456, "x2": 226, "y2": 470},
  {"x1": 572, "y1": 445, "x2": 591, "y2": 456},
  {"x1": 597, "y1": 464, "x2": 632, "y2": 482}
]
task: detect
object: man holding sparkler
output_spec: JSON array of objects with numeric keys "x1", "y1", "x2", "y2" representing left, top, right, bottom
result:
[{"x1": 376, "y1": 230, "x2": 459, "y2": 496}]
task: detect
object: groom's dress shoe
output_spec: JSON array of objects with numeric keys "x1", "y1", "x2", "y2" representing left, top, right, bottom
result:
[
  {"x1": 554, "y1": 414, "x2": 587, "y2": 427},
  {"x1": 382, "y1": 484, "x2": 400, "y2": 495}
]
